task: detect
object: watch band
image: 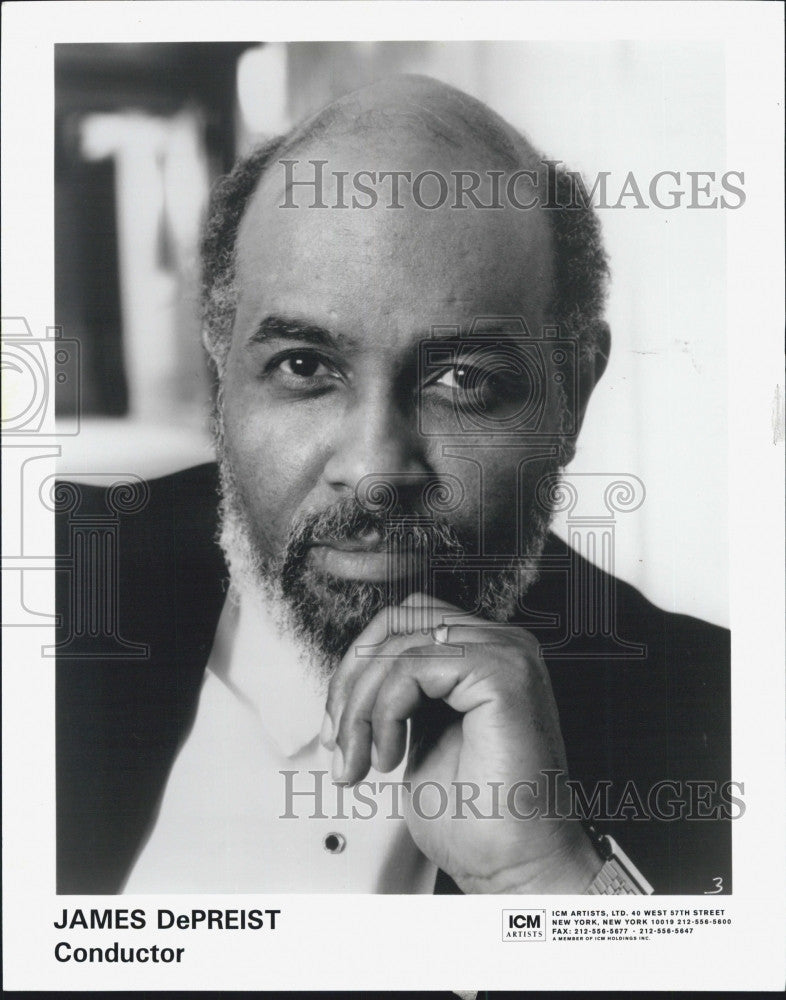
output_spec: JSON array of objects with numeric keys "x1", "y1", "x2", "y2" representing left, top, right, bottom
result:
[{"x1": 585, "y1": 828, "x2": 654, "y2": 895}]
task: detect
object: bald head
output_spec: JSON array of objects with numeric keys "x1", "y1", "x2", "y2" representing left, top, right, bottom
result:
[
  {"x1": 201, "y1": 74, "x2": 609, "y2": 376},
  {"x1": 281, "y1": 74, "x2": 539, "y2": 174}
]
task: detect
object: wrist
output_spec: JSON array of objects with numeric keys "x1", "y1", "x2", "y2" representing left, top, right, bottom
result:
[{"x1": 464, "y1": 822, "x2": 604, "y2": 895}]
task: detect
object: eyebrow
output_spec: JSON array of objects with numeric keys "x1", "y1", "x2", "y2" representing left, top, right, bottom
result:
[
  {"x1": 245, "y1": 313, "x2": 529, "y2": 358},
  {"x1": 246, "y1": 314, "x2": 353, "y2": 351}
]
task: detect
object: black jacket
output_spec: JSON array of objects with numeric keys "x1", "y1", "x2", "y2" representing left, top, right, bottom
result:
[{"x1": 56, "y1": 463, "x2": 731, "y2": 895}]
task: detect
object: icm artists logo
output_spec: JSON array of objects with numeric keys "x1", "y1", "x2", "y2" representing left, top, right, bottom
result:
[{"x1": 502, "y1": 909, "x2": 546, "y2": 942}]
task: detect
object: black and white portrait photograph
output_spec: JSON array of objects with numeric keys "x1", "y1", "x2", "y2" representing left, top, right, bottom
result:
[{"x1": 2, "y1": 2, "x2": 784, "y2": 994}]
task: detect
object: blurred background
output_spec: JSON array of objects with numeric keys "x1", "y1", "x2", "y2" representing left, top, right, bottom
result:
[{"x1": 54, "y1": 41, "x2": 727, "y2": 625}]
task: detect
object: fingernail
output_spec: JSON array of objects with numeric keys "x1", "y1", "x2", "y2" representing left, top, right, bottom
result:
[
  {"x1": 370, "y1": 743, "x2": 380, "y2": 771},
  {"x1": 332, "y1": 747, "x2": 344, "y2": 782},
  {"x1": 320, "y1": 712, "x2": 334, "y2": 749}
]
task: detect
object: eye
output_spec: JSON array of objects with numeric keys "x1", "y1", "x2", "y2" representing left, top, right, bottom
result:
[
  {"x1": 264, "y1": 349, "x2": 342, "y2": 387},
  {"x1": 431, "y1": 362, "x2": 525, "y2": 396},
  {"x1": 434, "y1": 366, "x2": 470, "y2": 389},
  {"x1": 426, "y1": 359, "x2": 535, "y2": 414},
  {"x1": 275, "y1": 351, "x2": 334, "y2": 379}
]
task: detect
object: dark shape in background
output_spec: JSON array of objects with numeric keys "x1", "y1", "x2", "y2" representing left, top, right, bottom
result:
[{"x1": 54, "y1": 42, "x2": 255, "y2": 418}]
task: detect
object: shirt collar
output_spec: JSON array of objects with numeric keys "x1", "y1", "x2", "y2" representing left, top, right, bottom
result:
[{"x1": 209, "y1": 592, "x2": 328, "y2": 759}]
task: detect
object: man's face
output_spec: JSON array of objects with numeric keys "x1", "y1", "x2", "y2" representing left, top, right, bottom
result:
[{"x1": 218, "y1": 128, "x2": 569, "y2": 668}]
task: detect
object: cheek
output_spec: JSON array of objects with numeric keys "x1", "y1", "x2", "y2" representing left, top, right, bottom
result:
[
  {"x1": 436, "y1": 447, "x2": 551, "y2": 553},
  {"x1": 221, "y1": 378, "x2": 329, "y2": 554}
]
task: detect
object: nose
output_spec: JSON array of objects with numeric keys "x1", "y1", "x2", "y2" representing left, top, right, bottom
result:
[{"x1": 322, "y1": 386, "x2": 430, "y2": 500}]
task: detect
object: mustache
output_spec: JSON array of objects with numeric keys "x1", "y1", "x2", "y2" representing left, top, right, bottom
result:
[
  {"x1": 217, "y1": 457, "x2": 550, "y2": 674},
  {"x1": 283, "y1": 495, "x2": 468, "y2": 564}
]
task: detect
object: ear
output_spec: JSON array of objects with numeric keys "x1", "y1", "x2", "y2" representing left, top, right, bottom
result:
[
  {"x1": 201, "y1": 326, "x2": 216, "y2": 360},
  {"x1": 575, "y1": 320, "x2": 610, "y2": 435},
  {"x1": 202, "y1": 327, "x2": 227, "y2": 383}
]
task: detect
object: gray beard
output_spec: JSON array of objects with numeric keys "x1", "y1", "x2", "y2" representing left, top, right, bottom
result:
[{"x1": 215, "y1": 437, "x2": 562, "y2": 679}]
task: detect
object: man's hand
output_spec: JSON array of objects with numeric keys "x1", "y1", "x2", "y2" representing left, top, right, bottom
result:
[{"x1": 320, "y1": 593, "x2": 603, "y2": 894}]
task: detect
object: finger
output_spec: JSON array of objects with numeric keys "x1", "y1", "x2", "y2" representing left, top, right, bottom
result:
[
  {"x1": 325, "y1": 594, "x2": 530, "y2": 758},
  {"x1": 400, "y1": 590, "x2": 481, "y2": 626},
  {"x1": 325, "y1": 593, "x2": 486, "y2": 748},
  {"x1": 337, "y1": 632, "x2": 471, "y2": 783},
  {"x1": 371, "y1": 714, "x2": 408, "y2": 775},
  {"x1": 374, "y1": 635, "x2": 533, "y2": 730},
  {"x1": 331, "y1": 605, "x2": 468, "y2": 779},
  {"x1": 389, "y1": 592, "x2": 493, "y2": 652},
  {"x1": 432, "y1": 623, "x2": 535, "y2": 648},
  {"x1": 321, "y1": 596, "x2": 444, "y2": 750},
  {"x1": 340, "y1": 631, "x2": 506, "y2": 782},
  {"x1": 372, "y1": 655, "x2": 465, "y2": 763},
  {"x1": 342, "y1": 628, "x2": 537, "y2": 782},
  {"x1": 398, "y1": 592, "x2": 535, "y2": 646},
  {"x1": 322, "y1": 593, "x2": 446, "y2": 747},
  {"x1": 331, "y1": 604, "x2": 477, "y2": 781},
  {"x1": 322, "y1": 600, "x2": 399, "y2": 749},
  {"x1": 344, "y1": 647, "x2": 458, "y2": 782},
  {"x1": 333, "y1": 654, "x2": 396, "y2": 783},
  {"x1": 371, "y1": 648, "x2": 451, "y2": 773}
]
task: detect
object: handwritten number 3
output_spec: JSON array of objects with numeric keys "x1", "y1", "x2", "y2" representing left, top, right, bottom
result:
[{"x1": 704, "y1": 876, "x2": 723, "y2": 894}]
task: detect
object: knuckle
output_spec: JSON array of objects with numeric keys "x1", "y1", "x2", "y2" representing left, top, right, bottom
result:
[
  {"x1": 518, "y1": 628, "x2": 542, "y2": 654},
  {"x1": 336, "y1": 710, "x2": 356, "y2": 748},
  {"x1": 484, "y1": 642, "x2": 542, "y2": 690},
  {"x1": 326, "y1": 673, "x2": 345, "y2": 712}
]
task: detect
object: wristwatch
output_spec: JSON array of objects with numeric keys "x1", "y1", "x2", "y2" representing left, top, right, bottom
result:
[{"x1": 585, "y1": 827, "x2": 654, "y2": 895}]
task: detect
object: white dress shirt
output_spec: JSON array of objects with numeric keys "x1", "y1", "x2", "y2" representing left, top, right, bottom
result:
[{"x1": 124, "y1": 591, "x2": 437, "y2": 893}]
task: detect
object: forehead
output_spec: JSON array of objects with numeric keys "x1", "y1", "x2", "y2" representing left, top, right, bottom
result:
[{"x1": 233, "y1": 129, "x2": 554, "y2": 347}]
